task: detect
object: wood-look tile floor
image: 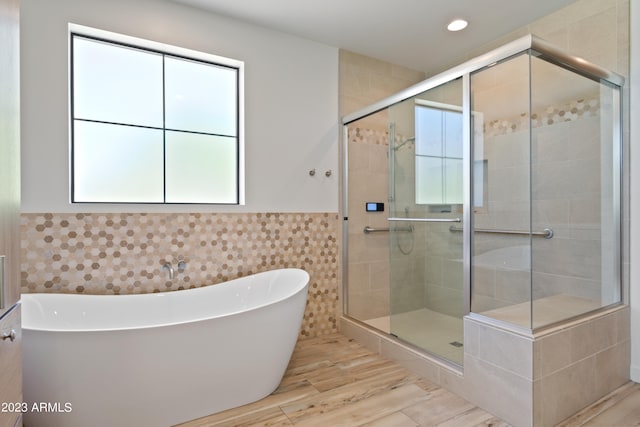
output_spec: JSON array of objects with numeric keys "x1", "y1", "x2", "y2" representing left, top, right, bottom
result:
[{"x1": 177, "y1": 333, "x2": 640, "y2": 427}]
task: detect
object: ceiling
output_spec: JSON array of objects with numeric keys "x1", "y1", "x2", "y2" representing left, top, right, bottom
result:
[{"x1": 171, "y1": 0, "x2": 578, "y2": 75}]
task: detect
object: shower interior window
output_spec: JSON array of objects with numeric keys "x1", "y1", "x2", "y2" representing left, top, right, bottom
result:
[
  {"x1": 415, "y1": 101, "x2": 463, "y2": 206},
  {"x1": 415, "y1": 100, "x2": 486, "y2": 210}
]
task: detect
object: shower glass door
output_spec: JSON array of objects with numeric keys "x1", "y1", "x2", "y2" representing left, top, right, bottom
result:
[
  {"x1": 388, "y1": 78, "x2": 465, "y2": 366},
  {"x1": 469, "y1": 50, "x2": 622, "y2": 330}
]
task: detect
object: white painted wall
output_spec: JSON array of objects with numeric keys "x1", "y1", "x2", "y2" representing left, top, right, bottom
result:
[
  {"x1": 630, "y1": 0, "x2": 640, "y2": 383},
  {"x1": 20, "y1": 0, "x2": 339, "y2": 213}
]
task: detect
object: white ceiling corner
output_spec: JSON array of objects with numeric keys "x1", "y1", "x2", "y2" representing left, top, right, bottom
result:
[{"x1": 169, "y1": 0, "x2": 579, "y2": 74}]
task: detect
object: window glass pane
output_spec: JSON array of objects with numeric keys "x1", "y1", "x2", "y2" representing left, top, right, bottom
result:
[
  {"x1": 474, "y1": 160, "x2": 487, "y2": 208},
  {"x1": 444, "y1": 111, "x2": 463, "y2": 158},
  {"x1": 416, "y1": 156, "x2": 442, "y2": 204},
  {"x1": 444, "y1": 158, "x2": 463, "y2": 204},
  {"x1": 165, "y1": 57, "x2": 238, "y2": 136},
  {"x1": 415, "y1": 106, "x2": 442, "y2": 156},
  {"x1": 165, "y1": 132, "x2": 238, "y2": 203},
  {"x1": 73, "y1": 36, "x2": 163, "y2": 127},
  {"x1": 73, "y1": 121, "x2": 164, "y2": 202}
]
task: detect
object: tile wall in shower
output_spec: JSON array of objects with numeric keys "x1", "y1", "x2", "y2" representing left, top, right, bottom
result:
[
  {"x1": 347, "y1": 127, "x2": 392, "y2": 321},
  {"x1": 472, "y1": 93, "x2": 607, "y2": 314},
  {"x1": 340, "y1": 50, "x2": 426, "y2": 323}
]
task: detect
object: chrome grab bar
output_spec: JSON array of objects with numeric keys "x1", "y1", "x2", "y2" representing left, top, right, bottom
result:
[
  {"x1": 449, "y1": 226, "x2": 554, "y2": 239},
  {"x1": 388, "y1": 217, "x2": 462, "y2": 223},
  {"x1": 363, "y1": 217, "x2": 461, "y2": 233},
  {"x1": 363, "y1": 225, "x2": 413, "y2": 234}
]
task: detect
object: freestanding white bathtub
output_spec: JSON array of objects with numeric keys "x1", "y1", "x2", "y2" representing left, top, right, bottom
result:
[{"x1": 22, "y1": 268, "x2": 309, "y2": 427}]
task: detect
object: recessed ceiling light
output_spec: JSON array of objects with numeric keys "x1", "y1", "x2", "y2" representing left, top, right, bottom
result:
[{"x1": 447, "y1": 19, "x2": 468, "y2": 32}]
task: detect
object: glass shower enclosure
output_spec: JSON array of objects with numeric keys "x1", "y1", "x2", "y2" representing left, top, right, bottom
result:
[{"x1": 343, "y1": 35, "x2": 623, "y2": 367}]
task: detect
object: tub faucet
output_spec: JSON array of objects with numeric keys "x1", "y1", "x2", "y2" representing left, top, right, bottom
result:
[{"x1": 162, "y1": 262, "x2": 174, "y2": 280}]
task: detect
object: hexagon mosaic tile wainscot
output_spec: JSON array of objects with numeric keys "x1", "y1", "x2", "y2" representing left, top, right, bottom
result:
[{"x1": 21, "y1": 212, "x2": 340, "y2": 338}]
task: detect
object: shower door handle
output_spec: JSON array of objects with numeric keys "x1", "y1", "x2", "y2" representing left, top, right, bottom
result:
[{"x1": 388, "y1": 217, "x2": 461, "y2": 223}]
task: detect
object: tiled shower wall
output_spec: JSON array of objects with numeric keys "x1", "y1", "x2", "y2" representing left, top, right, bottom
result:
[
  {"x1": 339, "y1": 50, "x2": 426, "y2": 322},
  {"x1": 346, "y1": 126, "x2": 391, "y2": 321},
  {"x1": 472, "y1": 93, "x2": 608, "y2": 314},
  {"x1": 21, "y1": 212, "x2": 340, "y2": 338}
]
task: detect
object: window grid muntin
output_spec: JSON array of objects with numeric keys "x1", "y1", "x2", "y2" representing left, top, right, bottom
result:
[{"x1": 70, "y1": 33, "x2": 241, "y2": 204}]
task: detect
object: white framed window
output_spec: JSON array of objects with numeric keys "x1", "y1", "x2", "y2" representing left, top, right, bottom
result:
[
  {"x1": 415, "y1": 101, "x2": 463, "y2": 205},
  {"x1": 69, "y1": 25, "x2": 244, "y2": 204}
]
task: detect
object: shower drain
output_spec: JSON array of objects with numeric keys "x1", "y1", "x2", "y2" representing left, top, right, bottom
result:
[{"x1": 449, "y1": 341, "x2": 463, "y2": 348}]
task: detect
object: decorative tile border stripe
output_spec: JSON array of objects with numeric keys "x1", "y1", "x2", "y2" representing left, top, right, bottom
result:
[
  {"x1": 349, "y1": 127, "x2": 416, "y2": 152},
  {"x1": 349, "y1": 95, "x2": 601, "y2": 141},
  {"x1": 21, "y1": 212, "x2": 340, "y2": 338},
  {"x1": 485, "y1": 95, "x2": 600, "y2": 137},
  {"x1": 349, "y1": 127, "x2": 388, "y2": 146}
]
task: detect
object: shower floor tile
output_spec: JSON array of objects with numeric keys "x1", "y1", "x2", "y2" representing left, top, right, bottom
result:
[
  {"x1": 363, "y1": 315, "x2": 391, "y2": 332},
  {"x1": 364, "y1": 308, "x2": 464, "y2": 365}
]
